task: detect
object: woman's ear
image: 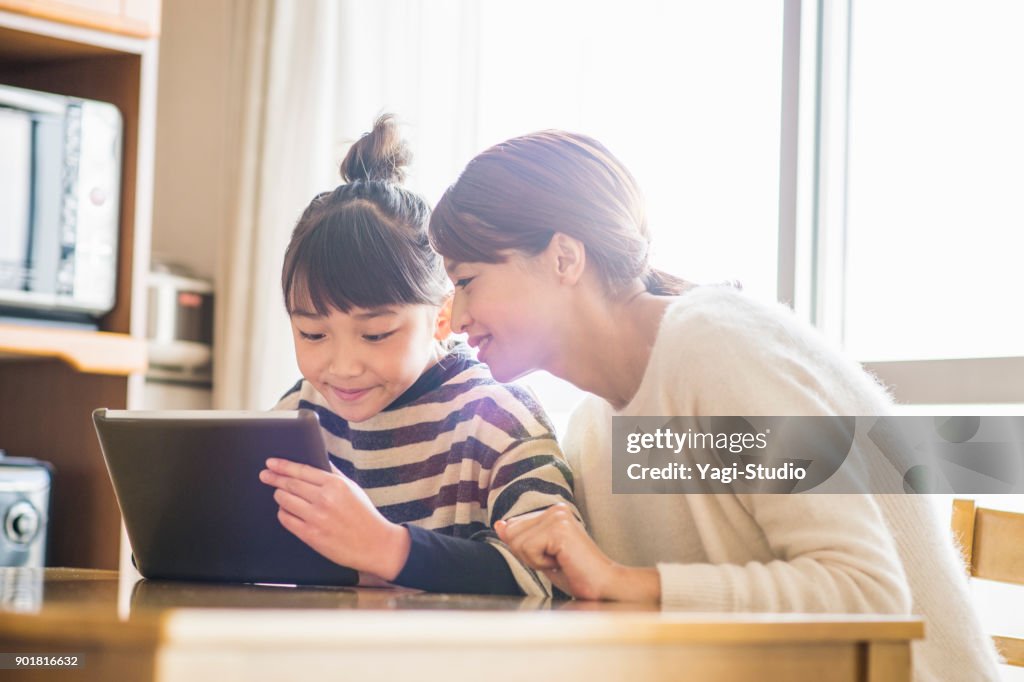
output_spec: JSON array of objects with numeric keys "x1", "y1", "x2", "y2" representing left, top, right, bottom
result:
[
  {"x1": 547, "y1": 232, "x2": 587, "y2": 285},
  {"x1": 434, "y1": 295, "x2": 453, "y2": 341}
]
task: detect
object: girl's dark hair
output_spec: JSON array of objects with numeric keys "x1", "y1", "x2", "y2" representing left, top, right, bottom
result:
[
  {"x1": 428, "y1": 130, "x2": 688, "y2": 296},
  {"x1": 282, "y1": 114, "x2": 448, "y2": 315}
]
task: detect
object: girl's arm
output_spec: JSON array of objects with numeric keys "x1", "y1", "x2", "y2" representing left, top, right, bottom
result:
[
  {"x1": 260, "y1": 457, "x2": 527, "y2": 595},
  {"x1": 484, "y1": 435, "x2": 581, "y2": 597},
  {"x1": 392, "y1": 524, "x2": 522, "y2": 595},
  {"x1": 266, "y1": 379, "x2": 578, "y2": 597}
]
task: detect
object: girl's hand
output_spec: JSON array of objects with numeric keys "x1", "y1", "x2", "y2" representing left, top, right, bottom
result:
[
  {"x1": 494, "y1": 504, "x2": 660, "y2": 603},
  {"x1": 259, "y1": 458, "x2": 410, "y2": 581}
]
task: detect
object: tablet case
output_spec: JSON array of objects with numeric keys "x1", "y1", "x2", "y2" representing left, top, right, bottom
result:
[{"x1": 93, "y1": 408, "x2": 358, "y2": 586}]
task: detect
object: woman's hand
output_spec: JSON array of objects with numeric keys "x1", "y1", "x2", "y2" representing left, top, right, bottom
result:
[
  {"x1": 259, "y1": 458, "x2": 410, "y2": 581},
  {"x1": 494, "y1": 503, "x2": 660, "y2": 602}
]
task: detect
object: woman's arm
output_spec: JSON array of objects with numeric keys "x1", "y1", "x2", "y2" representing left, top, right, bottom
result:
[
  {"x1": 496, "y1": 493, "x2": 911, "y2": 613},
  {"x1": 646, "y1": 301, "x2": 912, "y2": 613},
  {"x1": 500, "y1": 294, "x2": 913, "y2": 611},
  {"x1": 654, "y1": 493, "x2": 911, "y2": 612},
  {"x1": 496, "y1": 503, "x2": 661, "y2": 602}
]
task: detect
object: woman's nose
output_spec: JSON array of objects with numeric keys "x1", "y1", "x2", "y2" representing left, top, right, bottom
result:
[{"x1": 450, "y1": 290, "x2": 471, "y2": 333}]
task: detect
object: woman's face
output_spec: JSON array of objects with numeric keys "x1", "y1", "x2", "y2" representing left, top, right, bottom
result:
[{"x1": 445, "y1": 252, "x2": 561, "y2": 382}]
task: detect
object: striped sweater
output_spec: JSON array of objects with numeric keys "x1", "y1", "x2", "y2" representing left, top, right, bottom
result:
[{"x1": 273, "y1": 344, "x2": 577, "y2": 596}]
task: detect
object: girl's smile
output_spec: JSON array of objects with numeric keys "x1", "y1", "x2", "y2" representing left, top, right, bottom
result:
[{"x1": 330, "y1": 385, "x2": 375, "y2": 402}]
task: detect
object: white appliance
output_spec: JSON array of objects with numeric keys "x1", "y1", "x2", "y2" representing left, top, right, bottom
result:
[
  {"x1": 0, "y1": 83, "x2": 123, "y2": 326},
  {"x1": 146, "y1": 265, "x2": 214, "y2": 384}
]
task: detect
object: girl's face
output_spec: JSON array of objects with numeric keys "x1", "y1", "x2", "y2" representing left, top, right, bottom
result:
[
  {"x1": 290, "y1": 303, "x2": 447, "y2": 423},
  {"x1": 446, "y1": 252, "x2": 561, "y2": 382}
]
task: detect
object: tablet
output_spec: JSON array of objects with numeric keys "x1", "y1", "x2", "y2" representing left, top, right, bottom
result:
[{"x1": 93, "y1": 408, "x2": 358, "y2": 586}]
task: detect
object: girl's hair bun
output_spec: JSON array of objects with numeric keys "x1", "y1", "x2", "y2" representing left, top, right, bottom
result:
[{"x1": 340, "y1": 113, "x2": 412, "y2": 183}]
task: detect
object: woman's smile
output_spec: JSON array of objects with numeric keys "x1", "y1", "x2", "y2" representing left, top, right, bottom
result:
[{"x1": 468, "y1": 334, "x2": 493, "y2": 362}]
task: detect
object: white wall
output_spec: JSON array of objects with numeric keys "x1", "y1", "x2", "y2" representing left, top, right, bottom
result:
[
  {"x1": 150, "y1": 0, "x2": 231, "y2": 281},
  {"x1": 146, "y1": 0, "x2": 233, "y2": 408}
]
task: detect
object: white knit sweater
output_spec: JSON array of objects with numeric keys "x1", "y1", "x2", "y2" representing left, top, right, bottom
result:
[{"x1": 563, "y1": 286, "x2": 1000, "y2": 681}]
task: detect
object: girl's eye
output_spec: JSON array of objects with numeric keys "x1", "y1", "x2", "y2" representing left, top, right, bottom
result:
[
  {"x1": 299, "y1": 331, "x2": 325, "y2": 341},
  {"x1": 455, "y1": 277, "x2": 474, "y2": 289},
  {"x1": 363, "y1": 331, "x2": 396, "y2": 342}
]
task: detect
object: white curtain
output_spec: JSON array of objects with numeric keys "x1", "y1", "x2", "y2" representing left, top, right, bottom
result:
[
  {"x1": 215, "y1": 0, "x2": 340, "y2": 409},
  {"x1": 214, "y1": 0, "x2": 482, "y2": 409},
  {"x1": 212, "y1": 0, "x2": 784, "y2": 424}
]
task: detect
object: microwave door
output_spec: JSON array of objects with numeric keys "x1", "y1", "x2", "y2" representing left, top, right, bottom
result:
[
  {"x1": 28, "y1": 112, "x2": 64, "y2": 297},
  {"x1": 0, "y1": 107, "x2": 32, "y2": 291}
]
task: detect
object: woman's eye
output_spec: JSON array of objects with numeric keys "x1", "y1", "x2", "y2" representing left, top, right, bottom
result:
[
  {"x1": 454, "y1": 277, "x2": 474, "y2": 289},
  {"x1": 363, "y1": 331, "x2": 396, "y2": 342},
  {"x1": 298, "y1": 331, "x2": 325, "y2": 341}
]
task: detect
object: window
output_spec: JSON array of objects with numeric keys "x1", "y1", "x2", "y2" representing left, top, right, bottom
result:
[
  {"x1": 462, "y1": 0, "x2": 786, "y2": 431},
  {"x1": 472, "y1": 1, "x2": 785, "y2": 303},
  {"x1": 328, "y1": 1, "x2": 786, "y2": 431},
  {"x1": 843, "y1": 0, "x2": 1024, "y2": 362},
  {"x1": 323, "y1": 0, "x2": 1021, "y2": 419},
  {"x1": 795, "y1": 0, "x2": 1024, "y2": 407}
]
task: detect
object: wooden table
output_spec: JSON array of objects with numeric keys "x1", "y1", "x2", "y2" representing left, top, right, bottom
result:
[{"x1": 0, "y1": 568, "x2": 923, "y2": 681}]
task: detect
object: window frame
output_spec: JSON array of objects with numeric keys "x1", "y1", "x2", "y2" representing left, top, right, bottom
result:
[{"x1": 779, "y1": 0, "x2": 1024, "y2": 406}]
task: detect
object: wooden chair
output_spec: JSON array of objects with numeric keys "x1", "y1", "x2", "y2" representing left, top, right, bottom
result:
[{"x1": 951, "y1": 498, "x2": 1024, "y2": 667}]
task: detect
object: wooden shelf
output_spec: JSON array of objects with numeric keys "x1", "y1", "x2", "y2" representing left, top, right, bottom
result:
[
  {"x1": 0, "y1": 324, "x2": 147, "y2": 375},
  {"x1": 0, "y1": 2, "x2": 159, "y2": 570},
  {"x1": 0, "y1": 0, "x2": 160, "y2": 38}
]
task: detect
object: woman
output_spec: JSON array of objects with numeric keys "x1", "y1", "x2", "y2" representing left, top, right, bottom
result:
[{"x1": 427, "y1": 130, "x2": 999, "y2": 680}]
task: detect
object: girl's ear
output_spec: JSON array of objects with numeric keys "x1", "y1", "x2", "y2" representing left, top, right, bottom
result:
[
  {"x1": 434, "y1": 295, "x2": 453, "y2": 341},
  {"x1": 547, "y1": 232, "x2": 586, "y2": 285}
]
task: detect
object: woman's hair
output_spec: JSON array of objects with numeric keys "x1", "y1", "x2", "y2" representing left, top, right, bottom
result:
[
  {"x1": 281, "y1": 114, "x2": 449, "y2": 315},
  {"x1": 428, "y1": 130, "x2": 688, "y2": 296}
]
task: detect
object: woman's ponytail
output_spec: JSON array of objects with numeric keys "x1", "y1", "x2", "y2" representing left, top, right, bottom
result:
[{"x1": 640, "y1": 268, "x2": 692, "y2": 296}]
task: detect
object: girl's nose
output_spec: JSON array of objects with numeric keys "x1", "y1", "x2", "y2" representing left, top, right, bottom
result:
[{"x1": 329, "y1": 348, "x2": 364, "y2": 377}]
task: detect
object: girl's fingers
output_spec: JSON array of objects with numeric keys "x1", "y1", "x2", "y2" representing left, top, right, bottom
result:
[
  {"x1": 273, "y1": 488, "x2": 316, "y2": 520},
  {"x1": 259, "y1": 469, "x2": 322, "y2": 502},
  {"x1": 265, "y1": 457, "x2": 331, "y2": 484},
  {"x1": 277, "y1": 507, "x2": 310, "y2": 541}
]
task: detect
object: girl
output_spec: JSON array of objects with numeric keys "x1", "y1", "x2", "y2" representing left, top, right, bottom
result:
[
  {"x1": 427, "y1": 130, "x2": 999, "y2": 679},
  {"x1": 259, "y1": 116, "x2": 577, "y2": 596}
]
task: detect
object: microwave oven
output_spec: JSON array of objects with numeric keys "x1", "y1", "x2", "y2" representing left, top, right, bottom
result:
[{"x1": 0, "y1": 83, "x2": 123, "y2": 325}]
